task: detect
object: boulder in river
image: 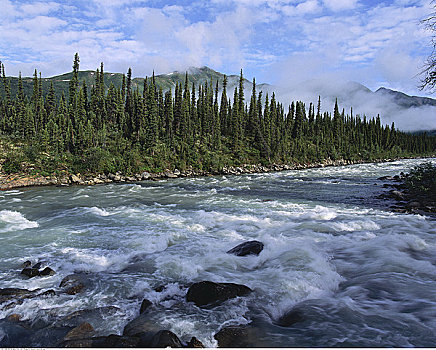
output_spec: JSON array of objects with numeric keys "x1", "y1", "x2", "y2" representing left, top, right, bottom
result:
[
  {"x1": 22, "y1": 260, "x2": 32, "y2": 268},
  {"x1": 0, "y1": 288, "x2": 35, "y2": 303},
  {"x1": 123, "y1": 313, "x2": 161, "y2": 337},
  {"x1": 59, "y1": 274, "x2": 86, "y2": 295},
  {"x1": 186, "y1": 336, "x2": 205, "y2": 348},
  {"x1": 21, "y1": 268, "x2": 40, "y2": 278},
  {"x1": 140, "y1": 298, "x2": 152, "y2": 314},
  {"x1": 148, "y1": 330, "x2": 183, "y2": 348},
  {"x1": 186, "y1": 281, "x2": 252, "y2": 307},
  {"x1": 40, "y1": 267, "x2": 56, "y2": 276},
  {"x1": 275, "y1": 308, "x2": 305, "y2": 327},
  {"x1": 227, "y1": 240, "x2": 264, "y2": 256},
  {"x1": 214, "y1": 325, "x2": 257, "y2": 348},
  {"x1": 63, "y1": 322, "x2": 95, "y2": 340}
]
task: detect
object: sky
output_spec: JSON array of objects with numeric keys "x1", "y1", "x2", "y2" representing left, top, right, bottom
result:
[{"x1": 0, "y1": 0, "x2": 434, "y2": 98}]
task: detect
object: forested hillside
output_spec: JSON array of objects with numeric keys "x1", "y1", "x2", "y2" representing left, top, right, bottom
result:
[{"x1": 0, "y1": 54, "x2": 435, "y2": 176}]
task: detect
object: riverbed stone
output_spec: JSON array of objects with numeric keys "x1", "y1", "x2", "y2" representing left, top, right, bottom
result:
[
  {"x1": 22, "y1": 260, "x2": 32, "y2": 268},
  {"x1": 227, "y1": 240, "x2": 264, "y2": 256},
  {"x1": 21, "y1": 267, "x2": 40, "y2": 278},
  {"x1": 213, "y1": 325, "x2": 257, "y2": 348},
  {"x1": 186, "y1": 336, "x2": 205, "y2": 348},
  {"x1": 123, "y1": 313, "x2": 161, "y2": 337},
  {"x1": 145, "y1": 330, "x2": 183, "y2": 348},
  {"x1": 276, "y1": 309, "x2": 305, "y2": 327},
  {"x1": 186, "y1": 281, "x2": 252, "y2": 307},
  {"x1": 59, "y1": 274, "x2": 86, "y2": 295},
  {"x1": 140, "y1": 298, "x2": 152, "y2": 314},
  {"x1": 40, "y1": 267, "x2": 56, "y2": 276},
  {"x1": 63, "y1": 322, "x2": 95, "y2": 340}
]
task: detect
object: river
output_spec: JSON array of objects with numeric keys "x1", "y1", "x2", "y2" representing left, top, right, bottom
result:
[{"x1": 0, "y1": 158, "x2": 435, "y2": 347}]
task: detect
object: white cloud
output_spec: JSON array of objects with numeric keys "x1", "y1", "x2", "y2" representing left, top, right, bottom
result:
[{"x1": 322, "y1": 0, "x2": 358, "y2": 11}]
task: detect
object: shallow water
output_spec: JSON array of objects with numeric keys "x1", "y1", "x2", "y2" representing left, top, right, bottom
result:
[{"x1": 0, "y1": 158, "x2": 435, "y2": 347}]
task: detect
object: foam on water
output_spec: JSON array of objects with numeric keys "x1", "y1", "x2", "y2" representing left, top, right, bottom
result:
[{"x1": 0, "y1": 210, "x2": 38, "y2": 233}]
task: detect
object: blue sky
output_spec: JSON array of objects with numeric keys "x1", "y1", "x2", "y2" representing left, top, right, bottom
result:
[{"x1": 0, "y1": 0, "x2": 434, "y2": 96}]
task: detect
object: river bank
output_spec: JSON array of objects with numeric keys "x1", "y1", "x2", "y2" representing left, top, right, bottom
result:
[{"x1": 1, "y1": 156, "x2": 433, "y2": 191}]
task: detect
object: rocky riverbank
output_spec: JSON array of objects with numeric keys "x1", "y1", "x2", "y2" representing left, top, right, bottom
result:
[
  {"x1": 379, "y1": 173, "x2": 436, "y2": 215},
  {"x1": 0, "y1": 157, "x2": 422, "y2": 191}
]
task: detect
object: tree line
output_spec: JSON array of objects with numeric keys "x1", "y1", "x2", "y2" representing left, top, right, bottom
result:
[{"x1": 0, "y1": 54, "x2": 435, "y2": 175}]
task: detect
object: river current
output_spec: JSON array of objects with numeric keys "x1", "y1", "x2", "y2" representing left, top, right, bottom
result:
[{"x1": 0, "y1": 158, "x2": 435, "y2": 347}]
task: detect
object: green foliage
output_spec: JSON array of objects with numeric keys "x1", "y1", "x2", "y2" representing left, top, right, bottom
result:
[
  {"x1": 404, "y1": 162, "x2": 436, "y2": 195},
  {"x1": 0, "y1": 55, "x2": 435, "y2": 177},
  {"x1": 2, "y1": 154, "x2": 23, "y2": 174}
]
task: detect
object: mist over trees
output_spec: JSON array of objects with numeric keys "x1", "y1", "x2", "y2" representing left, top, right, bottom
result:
[{"x1": 0, "y1": 54, "x2": 435, "y2": 175}]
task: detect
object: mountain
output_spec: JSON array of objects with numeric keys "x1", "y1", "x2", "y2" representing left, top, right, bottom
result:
[
  {"x1": 375, "y1": 87, "x2": 436, "y2": 108},
  {"x1": 0, "y1": 66, "x2": 271, "y2": 102}
]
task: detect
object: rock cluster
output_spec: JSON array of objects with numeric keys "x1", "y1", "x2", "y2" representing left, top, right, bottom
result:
[{"x1": 1, "y1": 157, "x2": 413, "y2": 191}]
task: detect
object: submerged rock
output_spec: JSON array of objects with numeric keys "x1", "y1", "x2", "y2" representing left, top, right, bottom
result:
[
  {"x1": 59, "y1": 274, "x2": 86, "y2": 295},
  {"x1": 61, "y1": 306, "x2": 120, "y2": 328},
  {"x1": 276, "y1": 309, "x2": 305, "y2": 327},
  {"x1": 226, "y1": 240, "x2": 264, "y2": 256},
  {"x1": 186, "y1": 281, "x2": 252, "y2": 307}
]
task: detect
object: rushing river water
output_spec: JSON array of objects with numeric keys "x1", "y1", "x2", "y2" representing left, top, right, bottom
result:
[{"x1": 0, "y1": 158, "x2": 436, "y2": 347}]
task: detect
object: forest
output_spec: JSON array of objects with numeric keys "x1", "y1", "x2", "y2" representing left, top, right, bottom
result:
[{"x1": 0, "y1": 53, "x2": 435, "y2": 176}]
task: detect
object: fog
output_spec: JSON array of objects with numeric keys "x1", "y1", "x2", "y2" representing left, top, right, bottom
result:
[{"x1": 263, "y1": 78, "x2": 436, "y2": 132}]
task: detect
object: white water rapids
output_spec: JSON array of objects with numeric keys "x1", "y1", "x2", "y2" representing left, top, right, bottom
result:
[{"x1": 0, "y1": 158, "x2": 435, "y2": 347}]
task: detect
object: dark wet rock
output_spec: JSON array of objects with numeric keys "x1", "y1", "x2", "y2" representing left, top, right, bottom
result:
[
  {"x1": 60, "y1": 306, "x2": 120, "y2": 328},
  {"x1": 186, "y1": 281, "x2": 252, "y2": 307},
  {"x1": 63, "y1": 322, "x2": 95, "y2": 340},
  {"x1": 6, "y1": 314, "x2": 21, "y2": 322},
  {"x1": 276, "y1": 309, "x2": 305, "y2": 327},
  {"x1": 377, "y1": 176, "x2": 394, "y2": 181},
  {"x1": 102, "y1": 334, "x2": 140, "y2": 348},
  {"x1": 214, "y1": 325, "x2": 256, "y2": 348},
  {"x1": 59, "y1": 274, "x2": 86, "y2": 295},
  {"x1": 0, "y1": 319, "x2": 33, "y2": 347},
  {"x1": 21, "y1": 267, "x2": 40, "y2": 278},
  {"x1": 407, "y1": 201, "x2": 421, "y2": 209},
  {"x1": 0, "y1": 288, "x2": 35, "y2": 303},
  {"x1": 22, "y1": 260, "x2": 32, "y2": 268},
  {"x1": 186, "y1": 336, "x2": 205, "y2": 348},
  {"x1": 134, "y1": 330, "x2": 183, "y2": 348},
  {"x1": 227, "y1": 240, "x2": 264, "y2": 256},
  {"x1": 60, "y1": 336, "x2": 107, "y2": 348},
  {"x1": 390, "y1": 190, "x2": 406, "y2": 201},
  {"x1": 32, "y1": 262, "x2": 43, "y2": 269},
  {"x1": 140, "y1": 298, "x2": 152, "y2": 314},
  {"x1": 149, "y1": 330, "x2": 183, "y2": 348},
  {"x1": 40, "y1": 267, "x2": 56, "y2": 276},
  {"x1": 39, "y1": 289, "x2": 56, "y2": 297},
  {"x1": 154, "y1": 285, "x2": 166, "y2": 292},
  {"x1": 123, "y1": 313, "x2": 160, "y2": 337}
]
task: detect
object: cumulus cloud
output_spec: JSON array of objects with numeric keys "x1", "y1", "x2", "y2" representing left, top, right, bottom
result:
[
  {"x1": 322, "y1": 0, "x2": 358, "y2": 11},
  {"x1": 0, "y1": 0, "x2": 434, "y2": 134}
]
